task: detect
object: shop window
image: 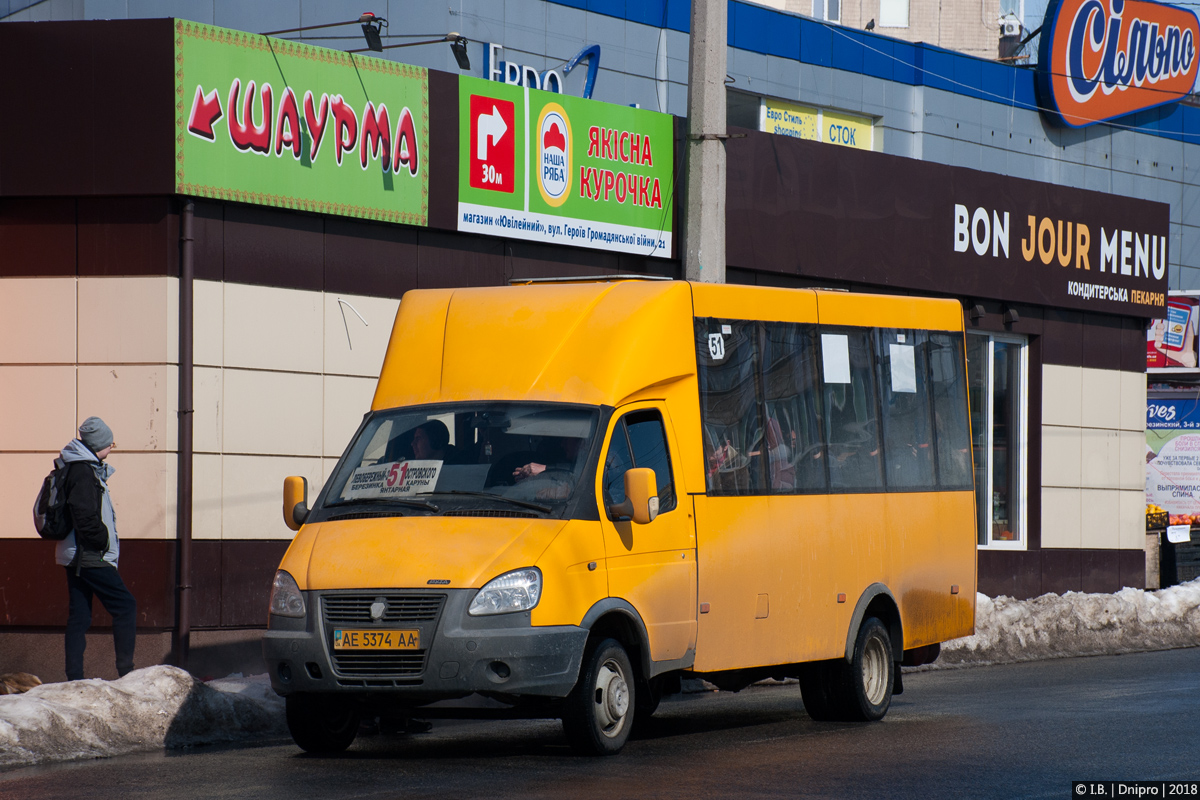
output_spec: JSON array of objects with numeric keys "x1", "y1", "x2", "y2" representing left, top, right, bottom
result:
[
  {"x1": 967, "y1": 333, "x2": 1027, "y2": 548},
  {"x1": 879, "y1": 0, "x2": 909, "y2": 27}
]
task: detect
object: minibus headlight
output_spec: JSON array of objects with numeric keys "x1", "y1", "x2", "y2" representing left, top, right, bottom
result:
[
  {"x1": 269, "y1": 570, "x2": 306, "y2": 618},
  {"x1": 469, "y1": 568, "x2": 542, "y2": 616}
]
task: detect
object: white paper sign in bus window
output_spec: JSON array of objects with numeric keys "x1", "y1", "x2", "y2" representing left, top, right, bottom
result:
[
  {"x1": 821, "y1": 334, "x2": 851, "y2": 383},
  {"x1": 889, "y1": 344, "x2": 917, "y2": 393},
  {"x1": 342, "y1": 460, "x2": 443, "y2": 499}
]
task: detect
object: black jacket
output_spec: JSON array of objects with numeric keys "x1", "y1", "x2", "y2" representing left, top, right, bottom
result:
[{"x1": 64, "y1": 461, "x2": 111, "y2": 563}]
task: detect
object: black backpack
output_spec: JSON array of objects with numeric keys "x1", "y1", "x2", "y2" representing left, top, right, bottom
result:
[{"x1": 33, "y1": 459, "x2": 72, "y2": 541}]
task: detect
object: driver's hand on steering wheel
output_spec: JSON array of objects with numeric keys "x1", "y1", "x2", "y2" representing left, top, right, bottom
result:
[{"x1": 513, "y1": 462, "x2": 547, "y2": 481}]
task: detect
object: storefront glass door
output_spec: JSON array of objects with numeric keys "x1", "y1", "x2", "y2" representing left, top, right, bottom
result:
[{"x1": 967, "y1": 333, "x2": 1027, "y2": 548}]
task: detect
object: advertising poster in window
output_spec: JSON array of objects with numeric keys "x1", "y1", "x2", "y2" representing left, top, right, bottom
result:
[
  {"x1": 457, "y1": 76, "x2": 674, "y2": 257},
  {"x1": 1146, "y1": 398, "x2": 1200, "y2": 515},
  {"x1": 174, "y1": 21, "x2": 429, "y2": 225},
  {"x1": 1148, "y1": 296, "x2": 1199, "y2": 368}
]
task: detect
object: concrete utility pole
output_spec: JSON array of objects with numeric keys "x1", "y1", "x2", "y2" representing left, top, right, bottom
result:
[{"x1": 684, "y1": 0, "x2": 727, "y2": 283}]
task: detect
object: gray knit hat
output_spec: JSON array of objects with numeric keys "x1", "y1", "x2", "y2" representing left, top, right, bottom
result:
[{"x1": 79, "y1": 416, "x2": 114, "y2": 452}]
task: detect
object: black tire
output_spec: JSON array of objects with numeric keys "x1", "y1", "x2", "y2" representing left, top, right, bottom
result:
[
  {"x1": 798, "y1": 661, "x2": 845, "y2": 721},
  {"x1": 800, "y1": 617, "x2": 894, "y2": 722},
  {"x1": 844, "y1": 617, "x2": 894, "y2": 721},
  {"x1": 562, "y1": 638, "x2": 635, "y2": 755},
  {"x1": 286, "y1": 694, "x2": 361, "y2": 754}
]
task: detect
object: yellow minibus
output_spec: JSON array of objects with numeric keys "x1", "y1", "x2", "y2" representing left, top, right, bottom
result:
[{"x1": 264, "y1": 277, "x2": 976, "y2": 755}]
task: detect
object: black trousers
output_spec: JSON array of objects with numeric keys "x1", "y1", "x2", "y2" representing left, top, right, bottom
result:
[{"x1": 64, "y1": 565, "x2": 137, "y2": 681}]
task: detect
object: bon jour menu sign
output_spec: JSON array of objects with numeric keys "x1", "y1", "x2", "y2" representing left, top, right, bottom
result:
[{"x1": 174, "y1": 21, "x2": 429, "y2": 225}]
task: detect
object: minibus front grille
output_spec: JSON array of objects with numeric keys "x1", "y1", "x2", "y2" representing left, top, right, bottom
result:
[
  {"x1": 332, "y1": 651, "x2": 427, "y2": 679},
  {"x1": 322, "y1": 593, "x2": 445, "y2": 625}
]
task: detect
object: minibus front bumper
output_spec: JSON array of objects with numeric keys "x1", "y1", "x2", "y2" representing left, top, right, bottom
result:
[{"x1": 262, "y1": 589, "x2": 588, "y2": 700}]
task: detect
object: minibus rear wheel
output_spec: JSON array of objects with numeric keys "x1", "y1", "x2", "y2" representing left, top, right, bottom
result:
[
  {"x1": 286, "y1": 694, "x2": 361, "y2": 754},
  {"x1": 562, "y1": 637, "x2": 635, "y2": 756},
  {"x1": 845, "y1": 616, "x2": 894, "y2": 721}
]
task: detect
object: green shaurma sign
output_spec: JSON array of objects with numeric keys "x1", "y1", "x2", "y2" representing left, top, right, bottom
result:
[
  {"x1": 174, "y1": 21, "x2": 429, "y2": 225},
  {"x1": 457, "y1": 76, "x2": 674, "y2": 258}
]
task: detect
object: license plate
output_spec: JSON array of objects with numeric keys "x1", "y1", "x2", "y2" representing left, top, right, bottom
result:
[{"x1": 332, "y1": 629, "x2": 420, "y2": 650}]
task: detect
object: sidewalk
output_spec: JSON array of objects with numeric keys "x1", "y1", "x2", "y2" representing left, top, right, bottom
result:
[{"x1": 2, "y1": 580, "x2": 1198, "y2": 770}]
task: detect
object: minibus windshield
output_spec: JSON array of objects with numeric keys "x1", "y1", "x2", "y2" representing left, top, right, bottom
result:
[{"x1": 323, "y1": 403, "x2": 600, "y2": 516}]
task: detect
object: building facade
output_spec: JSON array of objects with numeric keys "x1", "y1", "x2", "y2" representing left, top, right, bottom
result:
[{"x1": 1, "y1": 0, "x2": 1196, "y2": 678}]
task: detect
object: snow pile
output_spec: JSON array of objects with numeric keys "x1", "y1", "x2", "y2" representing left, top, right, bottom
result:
[
  {"x1": 935, "y1": 580, "x2": 1200, "y2": 668},
  {"x1": 0, "y1": 666, "x2": 285, "y2": 769}
]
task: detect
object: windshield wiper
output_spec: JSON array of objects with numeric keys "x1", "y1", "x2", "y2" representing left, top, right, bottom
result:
[
  {"x1": 326, "y1": 497, "x2": 441, "y2": 513},
  {"x1": 428, "y1": 491, "x2": 552, "y2": 514}
]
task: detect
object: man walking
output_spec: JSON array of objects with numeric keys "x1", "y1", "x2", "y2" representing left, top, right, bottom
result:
[{"x1": 56, "y1": 417, "x2": 136, "y2": 681}]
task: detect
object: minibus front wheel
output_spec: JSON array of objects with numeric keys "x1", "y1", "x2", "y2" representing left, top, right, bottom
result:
[
  {"x1": 286, "y1": 694, "x2": 361, "y2": 754},
  {"x1": 561, "y1": 637, "x2": 635, "y2": 755}
]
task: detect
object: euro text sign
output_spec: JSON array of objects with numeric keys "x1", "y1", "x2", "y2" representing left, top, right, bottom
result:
[
  {"x1": 175, "y1": 21, "x2": 429, "y2": 224},
  {"x1": 1036, "y1": 0, "x2": 1200, "y2": 127},
  {"x1": 457, "y1": 76, "x2": 674, "y2": 258}
]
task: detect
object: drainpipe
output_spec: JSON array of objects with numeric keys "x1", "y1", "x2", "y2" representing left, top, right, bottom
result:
[{"x1": 175, "y1": 199, "x2": 195, "y2": 671}]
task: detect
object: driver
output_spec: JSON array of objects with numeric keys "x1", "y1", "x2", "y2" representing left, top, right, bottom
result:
[
  {"x1": 412, "y1": 420, "x2": 450, "y2": 461},
  {"x1": 512, "y1": 437, "x2": 583, "y2": 482}
]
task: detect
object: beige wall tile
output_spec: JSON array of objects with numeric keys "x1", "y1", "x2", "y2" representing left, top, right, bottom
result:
[
  {"x1": 223, "y1": 369, "x2": 323, "y2": 457},
  {"x1": 1119, "y1": 370, "x2": 1146, "y2": 432},
  {"x1": 324, "y1": 294, "x2": 400, "y2": 379},
  {"x1": 1118, "y1": 489, "x2": 1147, "y2": 551},
  {"x1": 1080, "y1": 368, "x2": 1122, "y2": 430},
  {"x1": 1118, "y1": 430, "x2": 1148, "y2": 491},
  {"x1": 194, "y1": 280, "x2": 224, "y2": 368},
  {"x1": 0, "y1": 453, "x2": 57, "y2": 539},
  {"x1": 1080, "y1": 488, "x2": 1121, "y2": 549},
  {"x1": 222, "y1": 454, "x2": 323, "y2": 540},
  {"x1": 0, "y1": 278, "x2": 77, "y2": 364},
  {"x1": 0, "y1": 366, "x2": 77, "y2": 451},
  {"x1": 1041, "y1": 487, "x2": 1082, "y2": 549},
  {"x1": 107, "y1": 452, "x2": 174, "y2": 540},
  {"x1": 192, "y1": 452, "x2": 223, "y2": 540},
  {"x1": 323, "y1": 375, "x2": 377, "y2": 456},
  {"x1": 78, "y1": 277, "x2": 174, "y2": 365},
  {"x1": 1080, "y1": 427, "x2": 1120, "y2": 489},
  {"x1": 224, "y1": 284, "x2": 322, "y2": 373},
  {"x1": 78, "y1": 364, "x2": 178, "y2": 452},
  {"x1": 1042, "y1": 365, "x2": 1082, "y2": 427},
  {"x1": 193, "y1": 367, "x2": 223, "y2": 454},
  {"x1": 1041, "y1": 425, "x2": 1081, "y2": 488}
]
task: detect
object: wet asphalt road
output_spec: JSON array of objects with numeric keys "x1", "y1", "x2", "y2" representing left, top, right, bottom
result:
[{"x1": 3, "y1": 647, "x2": 1199, "y2": 799}]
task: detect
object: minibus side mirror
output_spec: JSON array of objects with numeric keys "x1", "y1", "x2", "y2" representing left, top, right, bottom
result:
[
  {"x1": 609, "y1": 467, "x2": 659, "y2": 524},
  {"x1": 283, "y1": 476, "x2": 309, "y2": 532}
]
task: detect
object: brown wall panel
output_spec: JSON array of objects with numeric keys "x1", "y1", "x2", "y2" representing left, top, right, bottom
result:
[
  {"x1": 417, "y1": 230, "x2": 505, "y2": 288},
  {"x1": 1040, "y1": 548, "x2": 1082, "y2": 594},
  {"x1": 220, "y1": 541, "x2": 289, "y2": 627},
  {"x1": 189, "y1": 540, "x2": 223, "y2": 630},
  {"x1": 1121, "y1": 317, "x2": 1148, "y2": 373},
  {"x1": 192, "y1": 200, "x2": 225, "y2": 283},
  {"x1": 0, "y1": 21, "x2": 175, "y2": 197},
  {"x1": 0, "y1": 198, "x2": 77, "y2": 277},
  {"x1": 1118, "y1": 549, "x2": 1146, "y2": 590},
  {"x1": 427, "y1": 69, "x2": 459, "y2": 232},
  {"x1": 1080, "y1": 549, "x2": 1121, "y2": 594},
  {"x1": 978, "y1": 549, "x2": 1043, "y2": 599},
  {"x1": 78, "y1": 197, "x2": 177, "y2": 277},
  {"x1": 223, "y1": 204, "x2": 324, "y2": 291},
  {"x1": 1080, "y1": 312, "x2": 1124, "y2": 371},
  {"x1": 1042, "y1": 308, "x2": 1084, "y2": 367},
  {"x1": 324, "y1": 218, "x2": 419, "y2": 299}
]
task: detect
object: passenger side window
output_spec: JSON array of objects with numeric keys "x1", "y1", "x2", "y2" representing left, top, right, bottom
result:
[
  {"x1": 820, "y1": 328, "x2": 884, "y2": 491},
  {"x1": 602, "y1": 410, "x2": 677, "y2": 519},
  {"x1": 696, "y1": 320, "x2": 765, "y2": 495},
  {"x1": 877, "y1": 329, "x2": 936, "y2": 489},
  {"x1": 928, "y1": 332, "x2": 973, "y2": 489},
  {"x1": 761, "y1": 323, "x2": 828, "y2": 493}
]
